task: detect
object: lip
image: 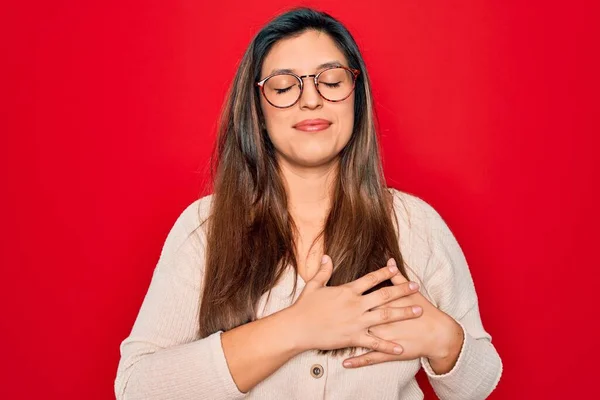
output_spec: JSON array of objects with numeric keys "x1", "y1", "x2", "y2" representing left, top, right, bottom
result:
[{"x1": 293, "y1": 118, "x2": 332, "y2": 132}]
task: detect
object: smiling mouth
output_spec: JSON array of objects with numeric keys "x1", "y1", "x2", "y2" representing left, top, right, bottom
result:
[{"x1": 293, "y1": 122, "x2": 332, "y2": 132}]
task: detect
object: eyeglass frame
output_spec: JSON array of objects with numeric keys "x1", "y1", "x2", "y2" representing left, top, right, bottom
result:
[{"x1": 255, "y1": 66, "x2": 361, "y2": 109}]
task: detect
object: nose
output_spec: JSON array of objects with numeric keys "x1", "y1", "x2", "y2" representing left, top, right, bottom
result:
[{"x1": 298, "y1": 74, "x2": 323, "y2": 110}]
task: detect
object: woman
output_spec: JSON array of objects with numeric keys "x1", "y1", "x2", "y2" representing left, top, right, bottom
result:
[{"x1": 115, "y1": 7, "x2": 502, "y2": 400}]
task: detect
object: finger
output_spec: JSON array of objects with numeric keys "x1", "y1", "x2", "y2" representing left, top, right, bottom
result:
[
  {"x1": 362, "y1": 305, "x2": 423, "y2": 327},
  {"x1": 355, "y1": 334, "x2": 404, "y2": 356},
  {"x1": 306, "y1": 254, "x2": 333, "y2": 288},
  {"x1": 390, "y1": 274, "x2": 408, "y2": 285},
  {"x1": 387, "y1": 258, "x2": 409, "y2": 285},
  {"x1": 361, "y1": 281, "x2": 420, "y2": 311},
  {"x1": 342, "y1": 351, "x2": 398, "y2": 368},
  {"x1": 348, "y1": 263, "x2": 400, "y2": 294}
]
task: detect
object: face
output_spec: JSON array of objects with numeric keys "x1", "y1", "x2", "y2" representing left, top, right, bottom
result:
[{"x1": 258, "y1": 30, "x2": 355, "y2": 169}]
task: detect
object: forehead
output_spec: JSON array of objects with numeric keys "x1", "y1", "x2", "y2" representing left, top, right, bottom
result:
[{"x1": 261, "y1": 30, "x2": 348, "y2": 76}]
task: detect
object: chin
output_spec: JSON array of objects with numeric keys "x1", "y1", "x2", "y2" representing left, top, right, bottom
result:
[{"x1": 292, "y1": 153, "x2": 340, "y2": 168}]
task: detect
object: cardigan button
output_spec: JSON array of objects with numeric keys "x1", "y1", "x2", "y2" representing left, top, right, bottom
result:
[{"x1": 310, "y1": 364, "x2": 324, "y2": 378}]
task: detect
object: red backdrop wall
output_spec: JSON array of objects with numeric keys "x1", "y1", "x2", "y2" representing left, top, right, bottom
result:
[{"x1": 2, "y1": 1, "x2": 598, "y2": 399}]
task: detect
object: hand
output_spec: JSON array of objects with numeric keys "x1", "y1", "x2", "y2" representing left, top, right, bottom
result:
[
  {"x1": 288, "y1": 255, "x2": 422, "y2": 355},
  {"x1": 342, "y1": 258, "x2": 464, "y2": 370}
]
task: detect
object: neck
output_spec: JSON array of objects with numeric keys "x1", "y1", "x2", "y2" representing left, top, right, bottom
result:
[{"x1": 278, "y1": 157, "x2": 338, "y2": 219}]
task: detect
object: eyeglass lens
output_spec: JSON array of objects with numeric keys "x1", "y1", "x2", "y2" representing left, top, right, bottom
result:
[{"x1": 263, "y1": 68, "x2": 355, "y2": 107}]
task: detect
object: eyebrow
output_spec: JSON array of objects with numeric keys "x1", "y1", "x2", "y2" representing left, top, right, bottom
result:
[{"x1": 269, "y1": 61, "x2": 345, "y2": 75}]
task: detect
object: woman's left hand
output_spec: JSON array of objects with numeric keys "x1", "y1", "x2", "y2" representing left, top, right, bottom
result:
[{"x1": 342, "y1": 259, "x2": 464, "y2": 371}]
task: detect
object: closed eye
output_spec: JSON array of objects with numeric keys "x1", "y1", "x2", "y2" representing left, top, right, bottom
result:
[{"x1": 275, "y1": 85, "x2": 295, "y2": 94}]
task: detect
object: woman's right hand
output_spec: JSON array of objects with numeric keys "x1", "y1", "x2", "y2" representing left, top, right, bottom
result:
[{"x1": 288, "y1": 255, "x2": 422, "y2": 355}]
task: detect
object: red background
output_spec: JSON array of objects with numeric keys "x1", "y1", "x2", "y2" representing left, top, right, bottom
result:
[{"x1": 2, "y1": 1, "x2": 598, "y2": 399}]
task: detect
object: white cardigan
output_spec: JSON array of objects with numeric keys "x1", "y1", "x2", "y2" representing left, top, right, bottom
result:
[{"x1": 114, "y1": 188, "x2": 502, "y2": 399}]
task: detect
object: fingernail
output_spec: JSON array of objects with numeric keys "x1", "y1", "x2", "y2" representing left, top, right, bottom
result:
[
  {"x1": 393, "y1": 346, "x2": 403, "y2": 354},
  {"x1": 388, "y1": 258, "x2": 397, "y2": 267},
  {"x1": 321, "y1": 255, "x2": 328, "y2": 264},
  {"x1": 409, "y1": 282, "x2": 419, "y2": 290},
  {"x1": 412, "y1": 306, "x2": 422, "y2": 314},
  {"x1": 388, "y1": 265, "x2": 398, "y2": 274},
  {"x1": 343, "y1": 361, "x2": 352, "y2": 367}
]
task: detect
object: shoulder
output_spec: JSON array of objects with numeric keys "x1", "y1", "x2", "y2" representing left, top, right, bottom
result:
[
  {"x1": 163, "y1": 194, "x2": 214, "y2": 247},
  {"x1": 386, "y1": 187, "x2": 459, "y2": 296},
  {"x1": 153, "y1": 194, "x2": 214, "y2": 282},
  {"x1": 173, "y1": 194, "x2": 214, "y2": 235},
  {"x1": 387, "y1": 187, "x2": 449, "y2": 243}
]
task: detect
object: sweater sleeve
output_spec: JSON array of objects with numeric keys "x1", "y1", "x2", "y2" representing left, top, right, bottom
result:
[
  {"x1": 114, "y1": 198, "x2": 248, "y2": 400},
  {"x1": 415, "y1": 198, "x2": 503, "y2": 400}
]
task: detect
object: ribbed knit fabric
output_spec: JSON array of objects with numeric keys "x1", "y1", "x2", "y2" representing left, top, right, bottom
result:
[{"x1": 114, "y1": 188, "x2": 502, "y2": 399}]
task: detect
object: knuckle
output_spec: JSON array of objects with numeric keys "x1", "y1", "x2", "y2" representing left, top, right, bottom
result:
[
  {"x1": 366, "y1": 272, "x2": 379, "y2": 285},
  {"x1": 370, "y1": 339, "x2": 380, "y2": 350},
  {"x1": 379, "y1": 287, "x2": 391, "y2": 301},
  {"x1": 380, "y1": 307, "x2": 390, "y2": 321},
  {"x1": 364, "y1": 356, "x2": 373, "y2": 365}
]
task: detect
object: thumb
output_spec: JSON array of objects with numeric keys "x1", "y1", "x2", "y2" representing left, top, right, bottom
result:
[
  {"x1": 388, "y1": 258, "x2": 409, "y2": 285},
  {"x1": 309, "y1": 254, "x2": 334, "y2": 287}
]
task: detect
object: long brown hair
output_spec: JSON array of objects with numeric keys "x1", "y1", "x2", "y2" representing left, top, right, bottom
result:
[{"x1": 198, "y1": 7, "x2": 408, "y2": 357}]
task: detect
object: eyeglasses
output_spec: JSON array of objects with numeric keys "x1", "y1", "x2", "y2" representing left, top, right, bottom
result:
[{"x1": 256, "y1": 66, "x2": 360, "y2": 109}]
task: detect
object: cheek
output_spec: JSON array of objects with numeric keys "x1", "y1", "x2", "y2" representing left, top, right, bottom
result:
[
  {"x1": 339, "y1": 100, "x2": 355, "y2": 139},
  {"x1": 263, "y1": 113, "x2": 286, "y2": 139},
  {"x1": 260, "y1": 99, "x2": 285, "y2": 131}
]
